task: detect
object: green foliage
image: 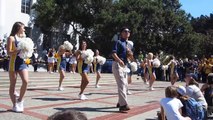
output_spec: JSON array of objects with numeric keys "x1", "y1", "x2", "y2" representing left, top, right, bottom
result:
[
  {"x1": 191, "y1": 14, "x2": 213, "y2": 57},
  {"x1": 32, "y1": 0, "x2": 210, "y2": 58}
]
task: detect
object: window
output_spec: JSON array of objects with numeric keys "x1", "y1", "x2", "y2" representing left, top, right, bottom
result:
[{"x1": 21, "y1": 0, "x2": 31, "y2": 14}]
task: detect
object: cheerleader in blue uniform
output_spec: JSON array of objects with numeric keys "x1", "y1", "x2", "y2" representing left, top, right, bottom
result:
[
  {"x1": 76, "y1": 40, "x2": 90, "y2": 100},
  {"x1": 147, "y1": 53, "x2": 156, "y2": 91},
  {"x1": 57, "y1": 45, "x2": 70, "y2": 91},
  {"x1": 7, "y1": 22, "x2": 28, "y2": 112},
  {"x1": 167, "y1": 56, "x2": 179, "y2": 85},
  {"x1": 93, "y1": 49, "x2": 102, "y2": 88}
]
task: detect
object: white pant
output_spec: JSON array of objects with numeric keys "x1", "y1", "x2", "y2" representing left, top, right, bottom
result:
[{"x1": 112, "y1": 61, "x2": 128, "y2": 106}]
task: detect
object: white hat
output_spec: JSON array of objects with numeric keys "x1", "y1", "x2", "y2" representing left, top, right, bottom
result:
[{"x1": 177, "y1": 86, "x2": 186, "y2": 95}]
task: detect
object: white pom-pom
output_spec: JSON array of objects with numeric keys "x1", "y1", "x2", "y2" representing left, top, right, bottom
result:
[
  {"x1": 82, "y1": 49, "x2": 94, "y2": 64},
  {"x1": 84, "y1": 55, "x2": 94, "y2": 64},
  {"x1": 123, "y1": 66, "x2": 130, "y2": 73},
  {"x1": 162, "y1": 65, "x2": 169, "y2": 70},
  {"x1": 86, "y1": 49, "x2": 94, "y2": 56},
  {"x1": 17, "y1": 37, "x2": 34, "y2": 59},
  {"x1": 97, "y1": 56, "x2": 106, "y2": 65},
  {"x1": 153, "y1": 58, "x2": 161, "y2": 68},
  {"x1": 63, "y1": 41, "x2": 73, "y2": 51},
  {"x1": 130, "y1": 62, "x2": 138, "y2": 72},
  {"x1": 127, "y1": 40, "x2": 134, "y2": 48}
]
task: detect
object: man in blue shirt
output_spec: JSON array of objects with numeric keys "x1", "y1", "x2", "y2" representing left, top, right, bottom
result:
[{"x1": 112, "y1": 27, "x2": 131, "y2": 112}]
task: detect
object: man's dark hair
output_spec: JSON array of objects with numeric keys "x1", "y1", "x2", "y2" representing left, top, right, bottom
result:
[{"x1": 48, "y1": 110, "x2": 88, "y2": 120}]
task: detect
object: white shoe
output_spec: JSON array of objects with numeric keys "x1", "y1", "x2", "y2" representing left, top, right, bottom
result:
[
  {"x1": 144, "y1": 82, "x2": 149, "y2": 85},
  {"x1": 15, "y1": 100, "x2": 24, "y2": 112},
  {"x1": 12, "y1": 106, "x2": 17, "y2": 112},
  {"x1": 78, "y1": 94, "x2": 88, "y2": 100},
  {"x1": 127, "y1": 90, "x2": 132, "y2": 95},
  {"x1": 149, "y1": 87, "x2": 155, "y2": 91},
  {"x1": 58, "y1": 87, "x2": 64, "y2": 91},
  {"x1": 14, "y1": 91, "x2": 20, "y2": 97},
  {"x1": 95, "y1": 85, "x2": 101, "y2": 88}
]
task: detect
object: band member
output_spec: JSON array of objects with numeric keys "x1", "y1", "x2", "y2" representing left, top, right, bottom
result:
[{"x1": 112, "y1": 27, "x2": 131, "y2": 112}]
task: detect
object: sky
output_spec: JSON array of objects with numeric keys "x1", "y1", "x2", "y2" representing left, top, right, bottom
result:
[{"x1": 179, "y1": 0, "x2": 213, "y2": 17}]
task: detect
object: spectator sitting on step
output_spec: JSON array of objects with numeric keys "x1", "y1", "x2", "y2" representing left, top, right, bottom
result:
[
  {"x1": 184, "y1": 73, "x2": 208, "y2": 110},
  {"x1": 160, "y1": 86, "x2": 191, "y2": 120}
]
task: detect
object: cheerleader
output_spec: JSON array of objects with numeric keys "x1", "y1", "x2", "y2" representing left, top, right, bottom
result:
[
  {"x1": 167, "y1": 56, "x2": 179, "y2": 85},
  {"x1": 147, "y1": 53, "x2": 156, "y2": 91},
  {"x1": 7, "y1": 22, "x2": 29, "y2": 112},
  {"x1": 126, "y1": 40, "x2": 135, "y2": 95},
  {"x1": 69, "y1": 51, "x2": 77, "y2": 74},
  {"x1": 93, "y1": 49, "x2": 102, "y2": 88},
  {"x1": 76, "y1": 40, "x2": 90, "y2": 100},
  {"x1": 57, "y1": 45, "x2": 69, "y2": 91},
  {"x1": 142, "y1": 58, "x2": 149, "y2": 85},
  {"x1": 47, "y1": 49, "x2": 55, "y2": 73}
]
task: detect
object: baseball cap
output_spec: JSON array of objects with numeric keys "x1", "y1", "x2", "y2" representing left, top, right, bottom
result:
[{"x1": 177, "y1": 86, "x2": 186, "y2": 95}]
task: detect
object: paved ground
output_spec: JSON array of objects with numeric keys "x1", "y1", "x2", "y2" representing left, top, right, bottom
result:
[{"x1": 0, "y1": 66, "x2": 187, "y2": 120}]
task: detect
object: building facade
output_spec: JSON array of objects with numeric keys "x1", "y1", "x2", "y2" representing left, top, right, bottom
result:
[{"x1": 0, "y1": 0, "x2": 37, "y2": 40}]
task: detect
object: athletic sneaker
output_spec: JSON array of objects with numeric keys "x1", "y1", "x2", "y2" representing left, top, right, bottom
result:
[
  {"x1": 15, "y1": 100, "x2": 24, "y2": 112},
  {"x1": 78, "y1": 94, "x2": 88, "y2": 100},
  {"x1": 127, "y1": 90, "x2": 132, "y2": 95},
  {"x1": 95, "y1": 84, "x2": 101, "y2": 88},
  {"x1": 14, "y1": 91, "x2": 20, "y2": 97},
  {"x1": 149, "y1": 87, "x2": 155, "y2": 91},
  {"x1": 58, "y1": 87, "x2": 64, "y2": 91},
  {"x1": 144, "y1": 82, "x2": 149, "y2": 85}
]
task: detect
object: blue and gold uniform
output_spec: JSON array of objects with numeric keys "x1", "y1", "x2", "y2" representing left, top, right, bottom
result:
[
  {"x1": 94, "y1": 57, "x2": 102, "y2": 73},
  {"x1": 78, "y1": 52, "x2": 89, "y2": 74},
  {"x1": 57, "y1": 54, "x2": 67, "y2": 71},
  {"x1": 9, "y1": 37, "x2": 27, "y2": 71}
]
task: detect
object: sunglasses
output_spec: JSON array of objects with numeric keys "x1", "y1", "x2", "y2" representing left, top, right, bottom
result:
[{"x1": 122, "y1": 29, "x2": 130, "y2": 33}]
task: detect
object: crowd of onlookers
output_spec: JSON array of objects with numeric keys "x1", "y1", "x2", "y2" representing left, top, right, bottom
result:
[{"x1": 137, "y1": 51, "x2": 213, "y2": 84}]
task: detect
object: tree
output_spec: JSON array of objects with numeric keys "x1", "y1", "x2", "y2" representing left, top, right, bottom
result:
[{"x1": 33, "y1": 0, "x2": 204, "y2": 58}]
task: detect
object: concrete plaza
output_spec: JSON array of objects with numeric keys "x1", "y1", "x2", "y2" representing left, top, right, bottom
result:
[{"x1": 0, "y1": 67, "x2": 186, "y2": 120}]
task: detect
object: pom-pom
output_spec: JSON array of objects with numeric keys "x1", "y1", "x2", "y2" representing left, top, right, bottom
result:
[
  {"x1": 123, "y1": 66, "x2": 130, "y2": 73},
  {"x1": 127, "y1": 40, "x2": 134, "y2": 49},
  {"x1": 63, "y1": 41, "x2": 73, "y2": 51},
  {"x1": 84, "y1": 55, "x2": 94, "y2": 64},
  {"x1": 96, "y1": 56, "x2": 106, "y2": 65},
  {"x1": 153, "y1": 58, "x2": 161, "y2": 68},
  {"x1": 17, "y1": 37, "x2": 34, "y2": 59},
  {"x1": 81, "y1": 49, "x2": 94, "y2": 64},
  {"x1": 130, "y1": 62, "x2": 138, "y2": 72},
  {"x1": 162, "y1": 65, "x2": 169, "y2": 70}
]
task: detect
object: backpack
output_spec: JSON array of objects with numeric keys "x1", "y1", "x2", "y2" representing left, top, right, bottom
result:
[{"x1": 182, "y1": 97, "x2": 205, "y2": 120}]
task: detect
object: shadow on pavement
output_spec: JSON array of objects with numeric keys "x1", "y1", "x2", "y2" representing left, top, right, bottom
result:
[
  {"x1": 54, "y1": 106, "x2": 120, "y2": 113},
  {"x1": 85, "y1": 93, "x2": 117, "y2": 96},
  {"x1": 145, "y1": 118, "x2": 157, "y2": 120},
  {"x1": 32, "y1": 97, "x2": 71, "y2": 101},
  {"x1": 27, "y1": 88, "x2": 58, "y2": 91}
]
